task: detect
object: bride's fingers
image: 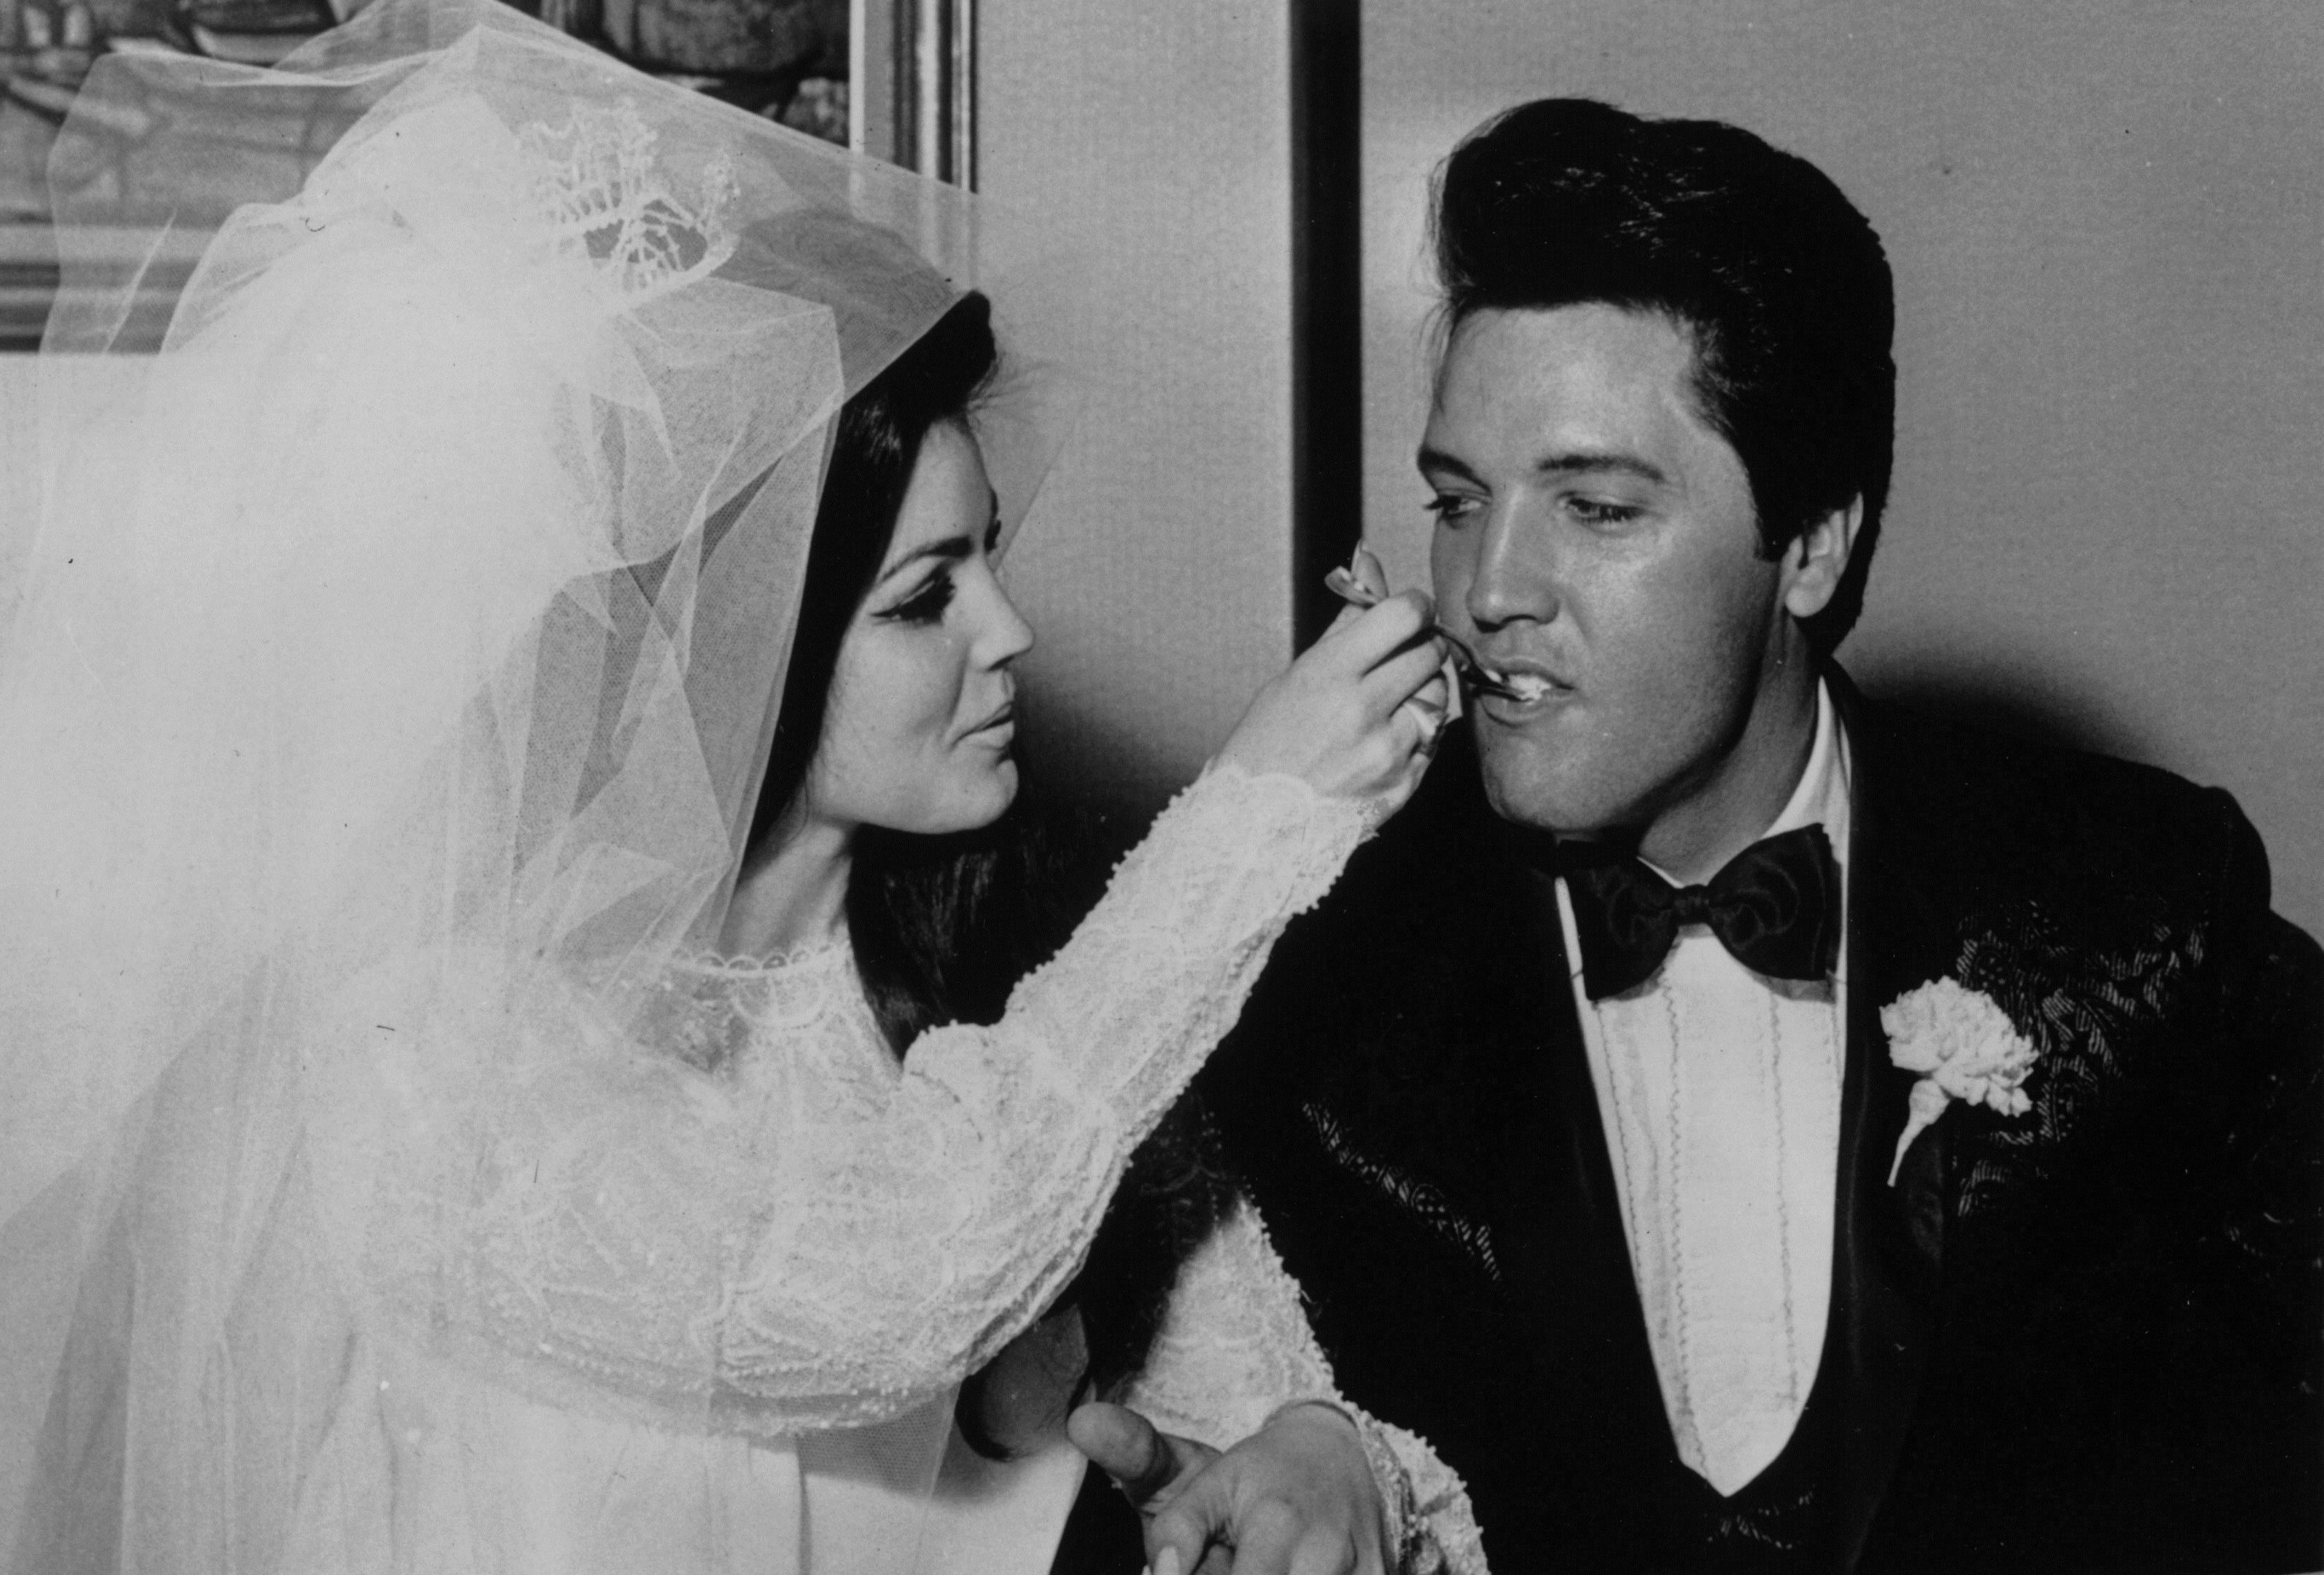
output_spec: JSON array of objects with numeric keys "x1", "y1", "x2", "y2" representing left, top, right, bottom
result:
[
  {"x1": 1413, "y1": 669, "x2": 1453, "y2": 736},
  {"x1": 1398, "y1": 691, "x2": 1448, "y2": 754},
  {"x1": 1359, "y1": 639, "x2": 1454, "y2": 719},
  {"x1": 1213, "y1": 591, "x2": 1446, "y2": 796},
  {"x1": 1403, "y1": 664, "x2": 1440, "y2": 715},
  {"x1": 1310, "y1": 590, "x2": 1433, "y2": 676}
]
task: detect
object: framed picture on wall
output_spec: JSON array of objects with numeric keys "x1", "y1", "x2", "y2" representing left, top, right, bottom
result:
[{"x1": 0, "y1": 0, "x2": 971, "y2": 348}]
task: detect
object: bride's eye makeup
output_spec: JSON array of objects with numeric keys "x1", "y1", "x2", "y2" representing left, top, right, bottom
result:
[
  {"x1": 879, "y1": 569, "x2": 955, "y2": 626},
  {"x1": 876, "y1": 494, "x2": 1001, "y2": 628}
]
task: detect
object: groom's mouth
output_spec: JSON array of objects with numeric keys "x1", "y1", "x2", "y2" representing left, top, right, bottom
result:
[{"x1": 1474, "y1": 661, "x2": 1570, "y2": 710}]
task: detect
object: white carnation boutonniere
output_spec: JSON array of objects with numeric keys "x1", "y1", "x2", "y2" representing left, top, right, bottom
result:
[{"x1": 1881, "y1": 977, "x2": 2040, "y2": 1186}]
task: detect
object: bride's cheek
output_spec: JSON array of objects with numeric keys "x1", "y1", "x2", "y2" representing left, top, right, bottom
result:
[{"x1": 852, "y1": 632, "x2": 936, "y2": 740}]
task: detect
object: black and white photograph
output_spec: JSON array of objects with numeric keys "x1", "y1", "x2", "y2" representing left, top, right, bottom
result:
[{"x1": 0, "y1": 3, "x2": 2315, "y2": 1573}]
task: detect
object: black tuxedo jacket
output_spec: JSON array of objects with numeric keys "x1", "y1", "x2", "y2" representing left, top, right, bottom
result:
[{"x1": 1200, "y1": 674, "x2": 2321, "y2": 1573}]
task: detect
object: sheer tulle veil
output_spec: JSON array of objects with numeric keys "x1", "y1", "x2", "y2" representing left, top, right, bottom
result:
[{"x1": 0, "y1": 2, "x2": 1076, "y2": 1566}]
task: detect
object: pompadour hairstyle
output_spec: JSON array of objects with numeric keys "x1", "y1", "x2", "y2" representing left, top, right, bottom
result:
[{"x1": 1434, "y1": 98, "x2": 1895, "y2": 655}]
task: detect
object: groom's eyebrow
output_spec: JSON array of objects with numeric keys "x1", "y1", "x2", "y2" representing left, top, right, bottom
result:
[
  {"x1": 1415, "y1": 445, "x2": 1669, "y2": 486},
  {"x1": 1539, "y1": 450, "x2": 1669, "y2": 485},
  {"x1": 1415, "y1": 445, "x2": 1479, "y2": 483}
]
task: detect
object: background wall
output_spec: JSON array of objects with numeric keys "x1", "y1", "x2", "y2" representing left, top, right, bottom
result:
[
  {"x1": 979, "y1": 0, "x2": 1297, "y2": 812},
  {"x1": 1359, "y1": 0, "x2": 2322, "y2": 937}
]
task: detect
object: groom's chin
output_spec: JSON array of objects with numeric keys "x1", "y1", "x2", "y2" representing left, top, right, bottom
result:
[{"x1": 1472, "y1": 726, "x2": 1639, "y2": 839}]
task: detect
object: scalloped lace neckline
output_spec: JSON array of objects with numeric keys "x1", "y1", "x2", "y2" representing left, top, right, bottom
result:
[
  {"x1": 675, "y1": 933, "x2": 855, "y2": 981},
  {"x1": 628, "y1": 936, "x2": 868, "y2": 1070}
]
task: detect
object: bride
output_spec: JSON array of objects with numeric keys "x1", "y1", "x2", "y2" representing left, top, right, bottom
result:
[{"x1": 0, "y1": 1, "x2": 1480, "y2": 1571}]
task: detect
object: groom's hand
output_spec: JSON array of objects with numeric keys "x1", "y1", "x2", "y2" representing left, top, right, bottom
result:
[
  {"x1": 1068, "y1": 1401, "x2": 1227, "y2": 1573},
  {"x1": 1068, "y1": 1399, "x2": 1388, "y2": 1575}
]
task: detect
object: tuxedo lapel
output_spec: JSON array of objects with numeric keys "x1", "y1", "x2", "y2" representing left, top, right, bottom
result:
[
  {"x1": 1435, "y1": 798, "x2": 1695, "y2": 1539},
  {"x1": 1825, "y1": 670, "x2": 1954, "y2": 1567},
  {"x1": 1498, "y1": 858, "x2": 1680, "y2": 1472}
]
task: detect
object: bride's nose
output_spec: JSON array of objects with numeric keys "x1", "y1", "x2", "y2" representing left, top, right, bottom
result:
[{"x1": 967, "y1": 575, "x2": 1034, "y2": 668}]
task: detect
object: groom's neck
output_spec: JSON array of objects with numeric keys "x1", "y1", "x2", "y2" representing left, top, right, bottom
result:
[{"x1": 1630, "y1": 656, "x2": 1822, "y2": 885}]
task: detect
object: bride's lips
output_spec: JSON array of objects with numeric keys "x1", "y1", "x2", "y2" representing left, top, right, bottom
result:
[{"x1": 962, "y1": 701, "x2": 1016, "y2": 743}]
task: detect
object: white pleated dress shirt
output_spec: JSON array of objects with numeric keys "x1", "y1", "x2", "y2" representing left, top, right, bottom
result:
[{"x1": 1555, "y1": 682, "x2": 1851, "y2": 1496}]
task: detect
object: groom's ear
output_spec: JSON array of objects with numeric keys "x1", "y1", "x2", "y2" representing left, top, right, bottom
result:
[{"x1": 1780, "y1": 496, "x2": 1863, "y2": 621}]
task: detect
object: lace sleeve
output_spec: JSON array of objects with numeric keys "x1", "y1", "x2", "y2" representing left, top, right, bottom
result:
[
  {"x1": 332, "y1": 764, "x2": 1371, "y2": 1434},
  {"x1": 1121, "y1": 1198, "x2": 1490, "y2": 1575}
]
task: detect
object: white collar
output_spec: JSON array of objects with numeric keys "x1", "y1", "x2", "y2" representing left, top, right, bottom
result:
[
  {"x1": 1639, "y1": 677, "x2": 1851, "y2": 885},
  {"x1": 1765, "y1": 678, "x2": 1850, "y2": 875}
]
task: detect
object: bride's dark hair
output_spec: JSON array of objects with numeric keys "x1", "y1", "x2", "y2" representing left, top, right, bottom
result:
[{"x1": 743, "y1": 284, "x2": 1228, "y2": 1465}]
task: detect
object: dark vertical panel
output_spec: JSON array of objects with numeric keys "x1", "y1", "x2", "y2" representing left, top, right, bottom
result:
[
  {"x1": 890, "y1": 0, "x2": 974, "y2": 187},
  {"x1": 1289, "y1": 0, "x2": 1361, "y2": 649},
  {"x1": 893, "y1": 0, "x2": 922, "y2": 168},
  {"x1": 951, "y1": 0, "x2": 976, "y2": 190}
]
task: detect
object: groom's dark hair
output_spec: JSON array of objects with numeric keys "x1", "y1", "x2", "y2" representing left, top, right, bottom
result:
[{"x1": 1434, "y1": 98, "x2": 1895, "y2": 656}]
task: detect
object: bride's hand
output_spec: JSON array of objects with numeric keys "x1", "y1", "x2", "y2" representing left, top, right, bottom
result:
[{"x1": 1216, "y1": 591, "x2": 1450, "y2": 814}]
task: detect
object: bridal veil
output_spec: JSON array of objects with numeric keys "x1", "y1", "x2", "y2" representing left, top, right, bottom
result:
[{"x1": 0, "y1": 3, "x2": 1075, "y2": 1567}]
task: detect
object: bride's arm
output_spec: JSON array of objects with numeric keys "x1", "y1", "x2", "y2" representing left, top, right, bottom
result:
[
  {"x1": 332, "y1": 764, "x2": 1366, "y2": 1430},
  {"x1": 1116, "y1": 1195, "x2": 1489, "y2": 1574}
]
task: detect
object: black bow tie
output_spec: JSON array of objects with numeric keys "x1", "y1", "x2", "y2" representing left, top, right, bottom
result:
[{"x1": 1552, "y1": 825, "x2": 1841, "y2": 1000}]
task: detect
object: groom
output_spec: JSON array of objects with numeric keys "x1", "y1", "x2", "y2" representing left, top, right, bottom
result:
[{"x1": 1082, "y1": 100, "x2": 2321, "y2": 1571}]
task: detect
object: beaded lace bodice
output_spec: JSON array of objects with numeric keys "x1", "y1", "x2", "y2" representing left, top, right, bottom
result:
[{"x1": 327, "y1": 765, "x2": 1371, "y2": 1436}]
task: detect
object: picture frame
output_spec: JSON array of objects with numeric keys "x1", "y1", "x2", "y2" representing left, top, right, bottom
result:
[{"x1": 0, "y1": 0, "x2": 973, "y2": 349}]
